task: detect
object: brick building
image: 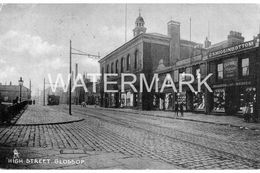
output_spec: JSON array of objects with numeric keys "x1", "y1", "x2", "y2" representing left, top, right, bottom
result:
[
  {"x1": 0, "y1": 83, "x2": 31, "y2": 103},
  {"x1": 99, "y1": 13, "x2": 202, "y2": 110},
  {"x1": 156, "y1": 31, "x2": 260, "y2": 121},
  {"x1": 99, "y1": 12, "x2": 260, "y2": 121}
]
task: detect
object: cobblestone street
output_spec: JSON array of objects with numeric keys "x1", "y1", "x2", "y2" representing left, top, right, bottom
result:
[{"x1": 0, "y1": 105, "x2": 259, "y2": 169}]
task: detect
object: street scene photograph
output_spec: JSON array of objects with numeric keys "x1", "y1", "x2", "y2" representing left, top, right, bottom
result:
[{"x1": 0, "y1": 2, "x2": 260, "y2": 170}]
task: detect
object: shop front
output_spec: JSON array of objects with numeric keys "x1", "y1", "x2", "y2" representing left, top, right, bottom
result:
[
  {"x1": 211, "y1": 81, "x2": 256, "y2": 115},
  {"x1": 193, "y1": 92, "x2": 206, "y2": 111}
]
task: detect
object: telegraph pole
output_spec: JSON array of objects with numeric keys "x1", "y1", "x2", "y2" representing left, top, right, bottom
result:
[
  {"x1": 190, "y1": 17, "x2": 191, "y2": 41},
  {"x1": 69, "y1": 40, "x2": 100, "y2": 115},
  {"x1": 43, "y1": 78, "x2": 45, "y2": 106},
  {"x1": 69, "y1": 40, "x2": 72, "y2": 115}
]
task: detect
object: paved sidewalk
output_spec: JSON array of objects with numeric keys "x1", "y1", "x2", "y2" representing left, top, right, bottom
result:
[
  {"x1": 85, "y1": 105, "x2": 260, "y2": 130},
  {"x1": 16, "y1": 105, "x2": 83, "y2": 125}
]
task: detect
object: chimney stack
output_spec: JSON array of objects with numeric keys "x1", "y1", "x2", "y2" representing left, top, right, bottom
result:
[
  {"x1": 227, "y1": 31, "x2": 244, "y2": 46},
  {"x1": 204, "y1": 37, "x2": 211, "y2": 48},
  {"x1": 167, "y1": 20, "x2": 180, "y2": 65}
]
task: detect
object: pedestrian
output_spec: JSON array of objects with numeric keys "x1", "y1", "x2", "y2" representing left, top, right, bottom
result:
[
  {"x1": 180, "y1": 102, "x2": 184, "y2": 117},
  {"x1": 175, "y1": 102, "x2": 179, "y2": 117}
]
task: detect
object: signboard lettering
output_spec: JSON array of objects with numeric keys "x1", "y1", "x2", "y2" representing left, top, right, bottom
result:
[{"x1": 209, "y1": 40, "x2": 255, "y2": 58}]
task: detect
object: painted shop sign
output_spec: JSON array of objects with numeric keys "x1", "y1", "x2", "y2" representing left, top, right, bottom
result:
[
  {"x1": 212, "y1": 81, "x2": 251, "y2": 88},
  {"x1": 223, "y1": 58, "x2": 238, "y2": 78},
  {"x1": 209, "y1": 40, "x2": 255, "y2": 58},
  {"x1": 192, "y1": 55, "x2": 202, "y2": 62},
  {"x1": 176, "y1": 58, "x2": 191, "y2": 66}
]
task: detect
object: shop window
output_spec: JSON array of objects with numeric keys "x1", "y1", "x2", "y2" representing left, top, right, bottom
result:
[
  {"x1": 213, "y1": 89, "x2": 225, "y2": 112},
  {"x1": 111, "y1": 62, "x2": 114, "y2": 73},
  {"x1": 177, "y1": 92, "x2": 187, "y2": 111},
  {"x1": 241, "y1": 58, "x2": 249, "y2": 76},
  {"x1": 239, "y1": 87, "x2": 256, "y2": 113},
  {"x1": 193, "y1": 92, "x2": 205, "y2": 110},
  {"x1": 115, "y1": 60, "x2": 119, "y2": 73},
  {"x1": 126, "y1": 54, "x2": 130, "y2": 71},
  {"x1": 217, "y1": 63, "x2": 223, "y2": 80}
]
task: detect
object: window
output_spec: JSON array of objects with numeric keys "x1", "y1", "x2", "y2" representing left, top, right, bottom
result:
[
  {"x1": 213, "y1": 89, "x2": 225, "y2": 112},
  {"x1": 115, "y1": 60, "x2": 119, "y2": 73},
  {"x1": 126, "y1": 54, "x2": 130, "y2": 71},
  {"x1": 217, "y1": 63, "x2": 223, "y2": 80},
  {"x1": 200, "y1": 64, "x2": 206, "y2": 78},
  {"x1": 101, "y1": 67, "x2": 104, "y2": 76},
  {"x1": 134, "y1": 50, "x2": 138, "y2": 69},
  {"x1": 196, "y1": 68, "x2": 201, "y2": 79},
  {"x1": 121, "y1": 57, "x2": 124, "y2": 73},
  {"x1": 106, "y1": 64, "x2": 109, "y2": 73},
  {"x1": 174, "y1": 70, "x2": 179, "y2": 82},
  {"x1": 179, "y1": 68, "x2": 185, "y2": 81},
  {"x1": 111, "y1": 62, "x2": 114, "y2": 73},
  {"x1": 185, "y1": 67, "x2": 191, "y2": 80},
  {"x1": 241, "y1": 58, "x2": 249, "y2": 76}
]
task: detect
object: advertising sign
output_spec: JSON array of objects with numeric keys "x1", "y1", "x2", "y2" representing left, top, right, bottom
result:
[{"x1": 223, "y1": 58, "x2": 238, "y2": 78}]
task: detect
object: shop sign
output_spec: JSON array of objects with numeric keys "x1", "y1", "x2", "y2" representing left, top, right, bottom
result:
[
  {"x1": 192, "y1": 55, "x2": 202, "y2": 62},
  {"x1": 223, "y1": 58, "x2": 237, "y2": 78},
  {"x1": 212, "y1": 81, "x2": 251, "y2": 88},
  {"x1": 176, "y1": 58, "x2": 191, "y2": 66},
  {"x1": 209, "y1": 40, "x2": 255, "y2": 58}
]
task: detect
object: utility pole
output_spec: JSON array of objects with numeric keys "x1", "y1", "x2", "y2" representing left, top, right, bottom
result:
[
  {"x1": 69, "y1": 40, "x2": 72, "y2": 115},
  {"x1": 69, "y1": 40, "x2": 100, "y2": 115},
  {"x1": 43, "y1": 78, "x2": 45, "y2": 106},
  {"x1": 29, "y1": 80, "x2": 31, "y2": 99},
  {"x1": 190, "y1": 17, "x2": 191, "y2": 41},
  {"x1": 125, "y1": 3, "x2": 127, "y2": 42}
]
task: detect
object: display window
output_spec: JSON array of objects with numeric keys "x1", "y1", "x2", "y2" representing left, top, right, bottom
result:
[
  {"x1": 213, "y1": 88, "x2": 225, "y2": 112},
  {"x1": 193, "y1": 92, "x2": 205, "y2": 110},
  {"x1": 164, "y1": 93, "x2": 173, "y2": 110},
  {"x1": 239, "y1": 87, "x2": 256, "y2": 113},
  {"x1": 177, "y1": 92, "x2": 187, "y2": 111}
]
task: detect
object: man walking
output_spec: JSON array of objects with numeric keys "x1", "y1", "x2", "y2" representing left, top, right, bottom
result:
[
  {"x1": 180, "y1": 102, "x2": 184, "y2": 117},
  {"x1": 175, "y1": 102, "x2": 179, "y2": 117}
]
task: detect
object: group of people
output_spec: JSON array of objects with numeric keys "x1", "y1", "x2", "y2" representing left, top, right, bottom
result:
[{"x1": 174, "y1": 102, "x2": 184, "y2": 117}]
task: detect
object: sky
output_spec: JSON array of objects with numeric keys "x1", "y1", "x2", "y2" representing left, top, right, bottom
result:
[{"x1": 0, "y1": 3, "x2": 260, "y2": 97}]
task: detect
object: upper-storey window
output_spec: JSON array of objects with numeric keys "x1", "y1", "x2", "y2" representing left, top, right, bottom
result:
[
  {"x1": 134, "y1": 50, "x2": 138, "y2": 70},
  {"x1": 241, "y1": 58, "x2": 249, "y2": 76},
  {"x1": 217, "y1": 63, "x2": 223, "y2": 80},
  {"x1": 101, "y1": 67, "x2": 104, "y2": 76},
  {"x1": 111, "y1": 62, "x2": 114, "y2": 73},
  {"x1": 106, "y1": 64, "x2": 109, "y2": 73},
  {"x1": 115, "y1": 60, "x2": 119, "y2": 73},
  {"x1": 126, "y1": 54, "x2": 130, "y2": 71},
  {"x1": 121, "y1": 57, "x2": 124, "y2": 73}
]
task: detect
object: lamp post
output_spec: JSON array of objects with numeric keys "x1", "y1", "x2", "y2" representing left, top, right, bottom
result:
[{"x1": 18, "y1": 77, "x2": 24, "y2": 103}]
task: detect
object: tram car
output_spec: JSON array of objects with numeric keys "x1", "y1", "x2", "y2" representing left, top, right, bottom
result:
[{"x1": 47, "y1": 95, "x2": 60, "y2": 105}]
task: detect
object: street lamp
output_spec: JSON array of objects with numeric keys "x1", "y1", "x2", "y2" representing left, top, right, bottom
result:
[{"x1": 18, "y1": 77, "x2": 24, "y2": 103}]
